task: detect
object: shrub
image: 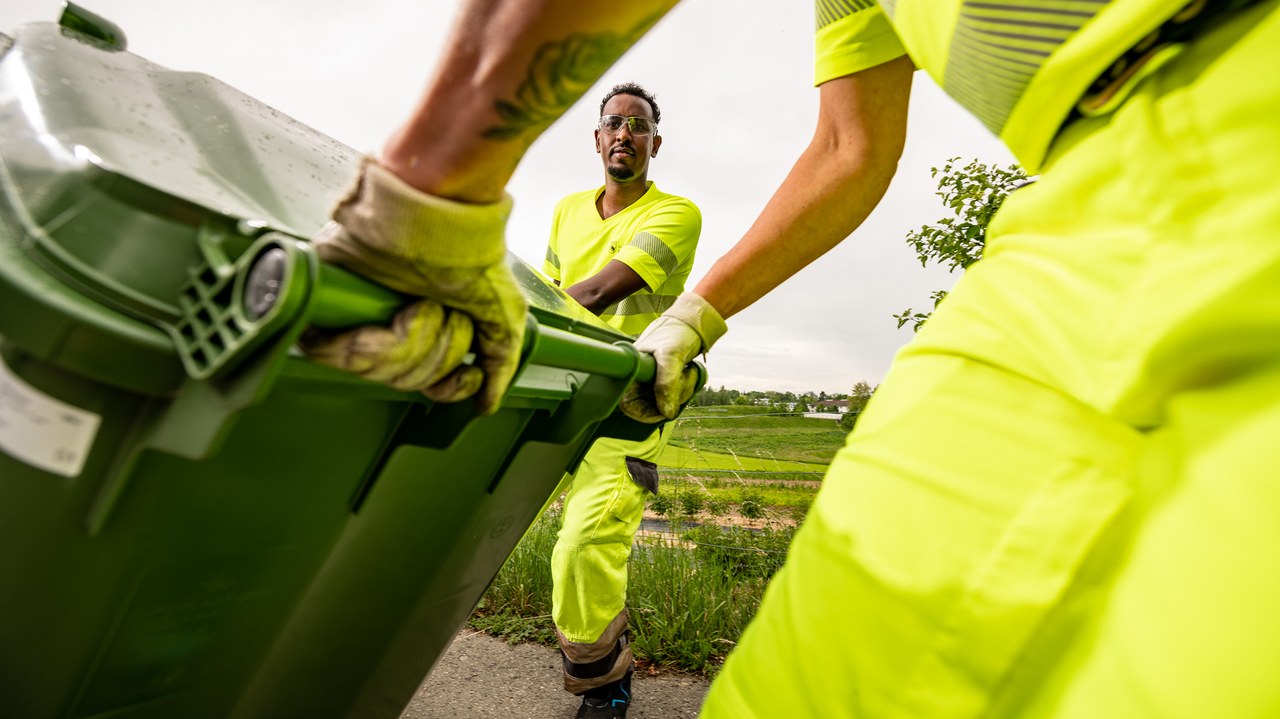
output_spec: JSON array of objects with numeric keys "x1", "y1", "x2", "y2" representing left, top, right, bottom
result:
[
  {"x1": 649, "y1": 491, "x2": 674, "y2": 517},
  {"x1": 473, "y1": 505, "x2": 799, "y2": 676},
  {"x1": 738, "y1": 488, "x2": 766, "y2": 519},
  {"x1": 678, "y1": 490, "x2": 706, "y2": 516},
  {"x1": 683, "y1": 524, "x2": 795, "y2": 579}
]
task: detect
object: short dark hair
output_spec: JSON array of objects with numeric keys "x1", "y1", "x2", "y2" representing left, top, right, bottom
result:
[{"x1": 599, "y1": 82, "x2": 660, "y2": 126}]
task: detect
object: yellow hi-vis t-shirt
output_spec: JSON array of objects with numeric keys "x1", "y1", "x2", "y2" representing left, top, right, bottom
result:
[
  {"x1": 543, "y1": 182, "x2": 701, "y2": 337},
  {"x1": 815, "y1": 0, "x2": 1204, "y2": 173}
]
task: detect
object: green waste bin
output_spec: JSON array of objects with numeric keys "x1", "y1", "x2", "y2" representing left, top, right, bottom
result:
[{"x1": 0, "y1": 6, "x2": 694, "y2": 718}]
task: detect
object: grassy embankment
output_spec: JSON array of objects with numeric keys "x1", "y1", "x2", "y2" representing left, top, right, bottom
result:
[{"x1": 469, "y1": 405, "x2": 846, "y2": 676}]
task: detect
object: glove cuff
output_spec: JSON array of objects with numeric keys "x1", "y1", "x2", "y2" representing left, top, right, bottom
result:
[
  {"x1": 329, "y1": 156, "x2": 512, "y2": 268},
  {"x1": 667, "y1": 292, "x2": 727, "y2": 352}
]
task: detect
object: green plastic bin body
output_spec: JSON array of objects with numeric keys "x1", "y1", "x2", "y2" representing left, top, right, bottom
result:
[{"x1": 0, "y1": 11, "x2": 663, "y2": 718}]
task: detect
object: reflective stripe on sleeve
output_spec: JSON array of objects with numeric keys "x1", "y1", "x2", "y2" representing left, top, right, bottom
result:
[
  {"x1": 627, "y1": 231, "x2": 679, "y2": 276},
  {"x1": 816, "y1": 0, "x2": 879, "y2": 29},
  {"x1": 601, "y1": 293, "x2": 679, "y2": 318},
  {"x1": 942, "y1": 0, "x2": 1110, "y2": 135}
]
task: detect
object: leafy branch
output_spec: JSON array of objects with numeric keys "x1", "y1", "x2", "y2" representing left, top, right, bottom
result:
[{"x1": 896, "y1": 157, "x2": 1027, "y2": 331}]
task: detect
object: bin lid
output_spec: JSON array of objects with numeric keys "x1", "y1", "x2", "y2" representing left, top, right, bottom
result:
[
  {"x1": 0, "y1": 17, "x2": 625, "y2": 341},
  {"x1": 0, "y1": 21, "x2": 352, "y2": 242}
]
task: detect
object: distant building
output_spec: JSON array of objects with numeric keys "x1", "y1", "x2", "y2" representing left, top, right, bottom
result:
[{"x1": 816, "y1": 399, "x2": 850, "y2": 413}]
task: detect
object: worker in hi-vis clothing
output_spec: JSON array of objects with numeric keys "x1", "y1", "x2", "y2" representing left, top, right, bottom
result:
[
  {"x1": 541, "y1": 82, "x2": 700, "y2": 719},
  {"x1": 302, "y1": 0, "x2": 1280, "y2": 717}
]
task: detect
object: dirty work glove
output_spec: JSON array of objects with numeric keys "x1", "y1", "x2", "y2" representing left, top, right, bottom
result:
[
  {"x1": 301, "y1": 300, "x2": 480, "y2": 399},
  {"x1": 620, "y1": 292, "x2": 727, "y2": 423},
  {"x1": 300, "y1": 157, "x2": 527, "y2": 414}
]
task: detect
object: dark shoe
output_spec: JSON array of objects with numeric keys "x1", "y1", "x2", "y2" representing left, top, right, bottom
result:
[{"x1": 575, "y1": 671, "x2": 632, "y2": 718}]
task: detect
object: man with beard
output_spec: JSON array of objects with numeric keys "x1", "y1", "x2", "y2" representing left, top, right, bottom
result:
[{"x1": 541, "y1": 82, "x2": 701, "y2": 718}]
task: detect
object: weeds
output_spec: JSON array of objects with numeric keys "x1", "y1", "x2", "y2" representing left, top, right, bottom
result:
[
  {"x1": 738, "y1": 488, "x2": 765, "y2": 519},
  {"x1": 628, "y1": 536, "x2": 766, "y2": 676},
  {"x1": 469, "y1": 405, "x2": 829, "y2": 676},
  {"x1": 677, "y1": 490, "x2": 706, "y2": 516},
  {"x1": 470, "y1": 509, "x2": 798, "y2": 675},
  {"x1": 684, "y1": 524, "x2": 794, "y2": 579}
]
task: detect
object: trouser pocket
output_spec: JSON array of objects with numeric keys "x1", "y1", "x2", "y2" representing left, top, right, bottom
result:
[{"x1": 624, "y1": 456, "x2": 658, "y2": 495}]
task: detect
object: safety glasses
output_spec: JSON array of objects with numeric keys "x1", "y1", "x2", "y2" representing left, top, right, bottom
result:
[{"x1": 598, "y1": 115, "x2": 657, "y2": 136}]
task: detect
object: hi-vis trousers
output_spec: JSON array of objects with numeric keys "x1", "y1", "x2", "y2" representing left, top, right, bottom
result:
[
  {"x1": 551, "y1": 426, "x2": 665, "y2": 693},
  {"x1": 703, "y1": 2, "x2": 1280, "y2": 717}
]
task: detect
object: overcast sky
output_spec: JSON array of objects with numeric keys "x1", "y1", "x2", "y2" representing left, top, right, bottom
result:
[{"x1": 2, "y1": 1, "x2": 1015, "y2": 395}]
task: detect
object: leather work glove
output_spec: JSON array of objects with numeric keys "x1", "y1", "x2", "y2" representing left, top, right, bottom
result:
[
  {"x1": 620, "y1": 292, "x2": 727, "y2": 423},
  {"x1": 300, "y1": 157, "x2": 527, "y2": 414},
  {"x1": 301, "y1": 299, "x2": 480, "y2": 399}
]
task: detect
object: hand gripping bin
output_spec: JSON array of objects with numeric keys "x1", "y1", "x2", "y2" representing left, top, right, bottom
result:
[{"x1": 0, "y1": 7, "x2": 698, "y2": 717}]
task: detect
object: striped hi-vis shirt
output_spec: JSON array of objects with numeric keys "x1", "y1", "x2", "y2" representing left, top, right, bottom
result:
[
  {"x1": 816, "y1": 0, "x2": 1198, "y2": 171},
  {"x1": 544, "y1": 182, "x2": 701, "y2": 337}
]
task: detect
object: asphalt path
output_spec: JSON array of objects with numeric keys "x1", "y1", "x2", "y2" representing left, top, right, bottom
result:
[{"x1": 401, "y1": 630, "x2": 711, "y2": 719}]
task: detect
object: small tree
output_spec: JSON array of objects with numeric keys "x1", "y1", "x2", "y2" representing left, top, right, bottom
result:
[
  {"x1": 895, "y1": 158, "x2": 1028, "y2": 331},
  {"x1": 738, "y1": 489, "x2": 765, "y2": 520},
  {"x1": 848, "y1": 381, "x2": 874, "y2": 414},
  {"x1": 840, "y1": 380, "x2": 875, "y2": 433},
  {"x1": 677, "y1": 490, "x2": 706, "y2": 516},
  {"x1": 649, "y1": 491, "x2": 673, "y2": 517}
]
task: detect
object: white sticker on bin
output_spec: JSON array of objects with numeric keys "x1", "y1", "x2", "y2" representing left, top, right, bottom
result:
[{"x1": 0, "y1": 354, "x2": 102, "y2": 478}]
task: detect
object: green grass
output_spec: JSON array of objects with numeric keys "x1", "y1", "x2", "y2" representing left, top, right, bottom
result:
[
  {"x1": 468, "y1": 407, "x2": 836, "y2": 675},
  {"x1": 470, "y1": 507, "x2": 561, "y2": 645},
  {"x1": 668, "y1": 407, "x2": 849, "y2": 466},
  {"x1": 627, "y1": 537, "x2": 772, "y2": 675},
  {"x1": 654, "y1": 476, "x2": 819, "y2": 512},
  {"x1": 469, "y1": 509, "x2": 796, "y2": 676},
  {"x1": 658, "y1": 445, "x2": 826, "y2": 473}
]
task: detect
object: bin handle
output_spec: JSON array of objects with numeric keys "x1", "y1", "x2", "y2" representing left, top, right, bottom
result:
[{"x1": 304, "y1": 262, "x2": 660, "y2": 383}]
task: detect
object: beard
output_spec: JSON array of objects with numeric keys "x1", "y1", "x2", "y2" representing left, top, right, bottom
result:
[{"x1": 607, "y1": 164, "x2": 636, "y2": 181}]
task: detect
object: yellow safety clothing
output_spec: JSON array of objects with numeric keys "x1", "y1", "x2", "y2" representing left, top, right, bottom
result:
[
  {"x1": 544, "y1": 182, "x2": 701, "y2": 337},
  {"x1": 704, "y1": 0, "x2": 1280, "y2": 716},
  {"x1": 815, "y1": 0, "x2": 1212, "y2": 173},
  {"x1": 545, "y1": 180, "x2": 699, "y2": 690},
  {"x1": 551, "y1": 430, "x2": 667, "y2": 645}
]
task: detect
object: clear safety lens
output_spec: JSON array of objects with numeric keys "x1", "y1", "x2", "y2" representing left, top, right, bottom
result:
[{"x1": 599, "y1": 115, "x2": 656, "y2": 135}]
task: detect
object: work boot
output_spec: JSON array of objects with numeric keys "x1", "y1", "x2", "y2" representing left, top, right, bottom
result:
[{"x1": 575, "y1": 670, "x2": 632, "y2": 718}]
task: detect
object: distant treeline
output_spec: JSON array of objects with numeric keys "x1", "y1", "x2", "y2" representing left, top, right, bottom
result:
[
  {"x1": 690, "y1": 386, "x2": 847, "y2": 409},
  {"x1": 690, "y1": 382, "x2": 877, "y2": 435}
]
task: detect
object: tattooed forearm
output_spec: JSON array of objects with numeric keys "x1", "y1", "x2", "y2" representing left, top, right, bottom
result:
[{"x1": 483, "y1": 13, "x2": 664, "y2": 141}]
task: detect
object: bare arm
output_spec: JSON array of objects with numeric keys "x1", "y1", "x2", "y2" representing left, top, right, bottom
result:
[
  {"x1": 694, "y1": 55, "x2": 915, "y2": 318},
  {"x1": 564, "y1": 260, "x2": 649, "y2": 314},
  {"x1": 380, "y1": 0, "x2": 679, "y2": 204}
]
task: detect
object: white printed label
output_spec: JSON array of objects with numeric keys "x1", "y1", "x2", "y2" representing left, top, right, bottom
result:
[{"x1": 0, "y1": 355, "x2": 102, "y2": 477}]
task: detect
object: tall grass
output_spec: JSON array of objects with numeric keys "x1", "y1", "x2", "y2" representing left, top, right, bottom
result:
[
  {"x1": 627, "y1": 537, "x2": 769, "y2": 675},
  {"x1": 469, "y1": 508, "x2": 797, "y2": 675},
  {"x1": 468, "y1": 508, "x2": 561, "y2": 645},
  {"x1": 469, "y1": 408, "x2": 830, "y2": 674}
]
